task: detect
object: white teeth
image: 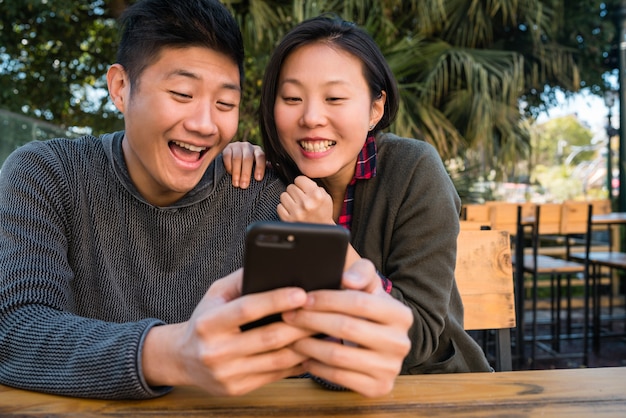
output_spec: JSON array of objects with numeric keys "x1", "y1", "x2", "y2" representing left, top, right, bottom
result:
[
  {"x1": 299, "y1": 140, "x2": 336, "y2": 152},
  {"x1": 172, "y1": 140, "x2": 207, "y2": 153}
]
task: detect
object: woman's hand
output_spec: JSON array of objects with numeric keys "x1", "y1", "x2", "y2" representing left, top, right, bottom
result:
[
  {"x1": 283, "y1": 259, "x2": 413, "y2": 397},
  {"x1": 277, "y1": 176, "x2": 334, "y2": 224},
  {"x1": 223, "y1": 142, "x2": 267, "y2": 188}
]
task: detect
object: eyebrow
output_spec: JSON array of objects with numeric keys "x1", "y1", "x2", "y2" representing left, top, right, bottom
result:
[{"x1": 166, "y1": 69, "x2": 241, "y2": 92}]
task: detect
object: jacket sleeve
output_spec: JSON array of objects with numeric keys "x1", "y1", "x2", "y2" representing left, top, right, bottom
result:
[{"x1": 352, "y1": 136, "x2": 464, "y2": 372}]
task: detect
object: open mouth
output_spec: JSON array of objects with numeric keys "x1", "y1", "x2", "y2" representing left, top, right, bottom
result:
[
  {"x1": 169, "y1": 140, "x2": 209, "y2": 162},
  {"x1": 298, "y1": 140, "x2": 336, "y2": 153}
]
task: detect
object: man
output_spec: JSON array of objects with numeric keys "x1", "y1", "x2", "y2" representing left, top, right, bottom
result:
[{"x1": 0, "y1": 0, "x2": 412, "y2": 400}]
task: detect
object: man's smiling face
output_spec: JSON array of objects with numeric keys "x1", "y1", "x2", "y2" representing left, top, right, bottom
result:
[{"x1": 108, "y1": 46, "x2": 241, "y2": 207}]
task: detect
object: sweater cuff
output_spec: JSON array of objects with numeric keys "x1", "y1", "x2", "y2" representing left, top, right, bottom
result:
[{"x1": 136, "y1": 320, "x2": 173, "y2": 398}]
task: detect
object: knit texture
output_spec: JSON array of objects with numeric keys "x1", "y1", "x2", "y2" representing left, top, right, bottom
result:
[{"x1": 0, "y1": 132, "x2": 284, "y2": 399}]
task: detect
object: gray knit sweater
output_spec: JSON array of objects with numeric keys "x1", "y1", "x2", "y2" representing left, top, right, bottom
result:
[{"x1": 0, "y1": 132, "x2": 284, "y2": 399}]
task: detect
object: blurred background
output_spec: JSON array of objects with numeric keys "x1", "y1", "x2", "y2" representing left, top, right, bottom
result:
[{"x1": 1, "y1": 0, "x2": 624, "y2": 206}]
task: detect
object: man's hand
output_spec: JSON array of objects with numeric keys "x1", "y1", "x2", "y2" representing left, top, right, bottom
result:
[
  {"x1": 283, "y1": 259, "x2": 413, "y2": 397},
  {"x1": 142, "y1": 269, "x2": 312, "y2": 396}
]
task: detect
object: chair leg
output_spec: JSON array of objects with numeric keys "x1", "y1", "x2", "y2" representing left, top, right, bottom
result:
[
  {"x1": 608, "y1": 267, "x2": 614, "y2": 331},
  {"x1": 593, "y1": 264, "x2": 601, "y2": 355},
  {"x1": 531, "y1": 271, "x2": 538, "y2": 364},
  {"x1": 554, "y1": 274, "x2": 562, "y2": 352},
  {"x1": 582, "y1": 265, "x2": 590, "y2": 367},
  {"x1": 566, "y1": 275, "x2": 572, "y2": 336}
]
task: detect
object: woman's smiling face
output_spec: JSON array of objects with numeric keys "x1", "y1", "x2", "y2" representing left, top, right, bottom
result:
[{"x1": 273, "y1": 42, "x2": 384, "y2": 186}]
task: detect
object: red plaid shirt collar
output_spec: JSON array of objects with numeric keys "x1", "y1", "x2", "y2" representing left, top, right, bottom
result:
[
  {"x1": 336, "y1": 135, "x2": 391, "y2": 293},
  {"x1": 337, "y1": 134, "x2": 377, "y2": 229}
]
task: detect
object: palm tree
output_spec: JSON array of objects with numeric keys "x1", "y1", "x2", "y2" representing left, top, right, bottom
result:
[
  {"x1": 0, "y1": 0, "x2": 593, "y2": 184},
  {"x1": 226, "y1": 0, "x2": 583, "y2": 185}
]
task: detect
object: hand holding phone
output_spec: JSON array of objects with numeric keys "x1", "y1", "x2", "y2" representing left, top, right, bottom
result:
[{"x1": 240, "y1": 221, "x2": 350, "y2": 330}]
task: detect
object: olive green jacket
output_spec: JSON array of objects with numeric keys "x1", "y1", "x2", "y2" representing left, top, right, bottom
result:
[{"x1": 352, "y1": 133, "x2": 492, "y2": 374}]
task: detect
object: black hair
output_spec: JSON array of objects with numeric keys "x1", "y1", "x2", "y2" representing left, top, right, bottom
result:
[
  {"x1": 116, "y1": 0, "x2": 244, "y2": 90},
  {"x1": 259, "y1": 14, "x2": 399, "y2": 184}
]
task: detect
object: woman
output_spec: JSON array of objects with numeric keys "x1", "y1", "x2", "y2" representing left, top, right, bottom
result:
[{"x1": 256, "y1": 15, "x2": 492, "y2": 374}]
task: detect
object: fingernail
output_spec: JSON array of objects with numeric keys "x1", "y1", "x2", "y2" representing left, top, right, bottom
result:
[
  {"x1": 289, "y1": 289, "x2": 306, "y2": 305},
  {"x1": 345, "y1": 270, "x2": 364, "y2": 285}
]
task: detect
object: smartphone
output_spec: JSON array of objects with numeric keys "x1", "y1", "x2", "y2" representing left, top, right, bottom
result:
[{"x1": 240, "y1": 221, "x2": 350, "y2": 331}]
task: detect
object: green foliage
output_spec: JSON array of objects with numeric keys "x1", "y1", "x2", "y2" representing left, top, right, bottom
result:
[
  {"x1": 0, "y1": 0, "x2": 619, "y2": 184},
  {"x1": 528, "y1": 115, "x2": 602, "y2": 201},
  {"x1": 0, "y1": 0, "x2": 126, "y2": 135},
  {"x1": 532, "y1": 115, "x2": 595, "y2": 167}
]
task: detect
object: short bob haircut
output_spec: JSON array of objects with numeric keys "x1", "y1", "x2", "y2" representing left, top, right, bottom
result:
[
  {"x1": 116, "y1": 0, "x2": 244, "y2": 91},
  {"x1": 259, "y1": 14, "x2": 399, "y2": 184}
]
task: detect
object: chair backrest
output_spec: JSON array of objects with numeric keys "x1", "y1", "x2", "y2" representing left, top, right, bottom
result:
[
  {"x1": 455, "y1": 229, "x2": 516, "y2": 371},
  {"x1": 463, "y1": 204, "x2": 491, "y2": 223},
  {"x1": 459, "y1": 220, "x2": 490, "y2": 230},
  {"x1": 536, "y1": 202, "x2": 562, "y2": 235},
  {"x1": 560, "y1": 200, "x2": 591, "y2": 235},
  {"x1": 488, "y1": 202, "x2": 528, "y2": 235},
  {"x1": 591, "y1": 199, "x2": 611, "y2": 215}
]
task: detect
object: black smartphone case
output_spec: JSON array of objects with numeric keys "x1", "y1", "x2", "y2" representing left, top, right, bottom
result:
[{"x1": 241, "y1": 221, "x2": 350, "y2": 330}]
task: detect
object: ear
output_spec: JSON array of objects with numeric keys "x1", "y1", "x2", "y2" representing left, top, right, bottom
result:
[
  {"x1": 369, "y1": 90, "x2": 387, "y2": 128},
  {"x1": 107, "y1": 63, "x2": 130, "y2": 114}
]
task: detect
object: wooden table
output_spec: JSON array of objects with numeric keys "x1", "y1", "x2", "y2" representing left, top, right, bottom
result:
[
  {"x1": 1, "y1": 367, "x2": 625, "y2": 417},
  {"x1": 514, "y1": 210, "x2": 626, "y2": 367},
  {"x1": 591, "y1": 212, "x2": 626, "y2": 225},
  {"x1": 587, "y1": 212, "x2": 626, "y2": 353}
]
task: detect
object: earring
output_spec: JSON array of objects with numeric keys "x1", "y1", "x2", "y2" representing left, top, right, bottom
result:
[{"x1": 369, "y1": 124, "x2": 375, "y2": 131}]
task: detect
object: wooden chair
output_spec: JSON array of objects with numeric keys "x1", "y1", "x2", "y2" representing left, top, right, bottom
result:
[
  {"x1": 459, "y1": 220, "x2": 490, "y2": 230},
  {"x1": 514, "y1": 204, "x2": 588, "y2": 364},
  {"x1": 455, "y1": 229, "x2": 516, "y2": 371},
  {"x1": 591, "y1": 199, "x2": 612, "y2": 216},
  {"x1": 569, "y1": 204, "x2": 626, "y2": 355},
  {"x1": 487, "y1": 202, "x2": 519, "y2": 235},
  {"x1": 462, "y1": 204, "x2": 491, "y2": 224}
]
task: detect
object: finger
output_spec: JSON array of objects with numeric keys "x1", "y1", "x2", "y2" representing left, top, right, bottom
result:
[
  {"x1": 209, "y1": 358, "x2": 307, "y2": 396},
  {"x1": 291, "y1": 337, "x2": 399, "y2": 397},
  {"x1": 302, "y1": 355, "x2": 396, "y2": 398},
  {"x1": 252, "y1": 147, "x2": 267, "y2": 181},
  {"x1": 237, "y1": 145, "x2": 255, "y2": 189},
  {"x1": 204, "y1": 268, "x2": 244, "y2": 302},
  {"x1": 285, "y1": 305, "x2": 410, "y2": 355},
  {"x1": 292, "y1": 175, "x2": 318, "y2": 191},
  {"x1": 278, "y1": 190, "x2": 299, "y2": 219},
  {"x1": 284, "y1": 182, "x2": 307, "y2": 203},
  {"x1": 192, "y1": 288, "x2": 311, "y2": 360},
  {"x1": 276, "y1": 202, "x2": 291, "y2": 222},
  {"x1": 222, "y1": 146, "x2": 233, "y2": 172},
  {"x1": 207, "y1": 287, "x2": 307, "y2": 334},
  {"x1": 341, "y1": 258, "x2": 383, "y2": 294},
  {"x1": 230, "y1": 147, "x2": 245, "y2": 188}
]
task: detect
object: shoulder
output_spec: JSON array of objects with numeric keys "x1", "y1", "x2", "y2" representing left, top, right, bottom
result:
[
  {"x1": 1, "y1": 135, "x2": 109, "y2": 198},
  {"x1": 376, "y1": 132, "x2": 439, "y2": 159},
  {"x1": 6, "y1": 135, "x2": 105, "y2": 167},
  {"x1": 239, "y1": 166, "x2": 285, "y2": 196},
  {"x1": 375, "y1": 132, "x2": 444, "y2": 175}
]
